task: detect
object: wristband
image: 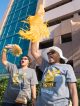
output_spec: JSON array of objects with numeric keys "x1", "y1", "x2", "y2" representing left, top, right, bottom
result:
[{"x1": 2, "y1": 48, "x2": 8, "y2": 52}]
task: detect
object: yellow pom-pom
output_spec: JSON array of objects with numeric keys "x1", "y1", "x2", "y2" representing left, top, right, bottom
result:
[
  {"x1": 11, "y1": 44, "x2": 22, "y2": 56},
  {"x1": 12, "y1": 73, "x2": 20, "y2": 84},
  {"x1": 2, "y1": 48, "x2": 8, "y2": 52},
  {"x1": 18, "y1": 4, "x2": 50, "y2": 42}
]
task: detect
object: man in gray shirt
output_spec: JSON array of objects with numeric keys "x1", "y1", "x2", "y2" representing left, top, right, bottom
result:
[
  {"x1": 2, "y1": 44, "x2": 38, "y2": 106},
  {"x1": 31, "y1": 42, "x2": 78, "y2": 106}
]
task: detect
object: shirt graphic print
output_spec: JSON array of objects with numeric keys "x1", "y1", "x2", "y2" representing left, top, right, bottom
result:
[{"x1": 42, "y1": 67, "x2": 61, "y2": 88}]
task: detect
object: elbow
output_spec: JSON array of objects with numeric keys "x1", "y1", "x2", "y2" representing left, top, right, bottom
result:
[
  {"x1": 31, "y1": 49, "x2": 36, "y2": 57},
  {"x1": 2, "y1": 59, "x2": 5, "y2": 65},
  {"x1": 1, "y1": 58, "x2": 4, "y2": 64},
  {"x1": 31, "y1": 49, "x2": 33, "y2": 55}
]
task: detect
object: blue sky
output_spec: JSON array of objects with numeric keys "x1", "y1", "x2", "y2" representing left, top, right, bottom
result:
[{"x1": 0, "y1": 0, "x2": 10, "y2": 22}]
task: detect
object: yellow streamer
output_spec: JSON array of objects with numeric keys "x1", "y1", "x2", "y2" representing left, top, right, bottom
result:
[
  {"x1": 11, "y1": 44, "x2": 22, "y2": 57},
  {"x1": 18, "y1": 4, "x2": 50, "y2": 42}
]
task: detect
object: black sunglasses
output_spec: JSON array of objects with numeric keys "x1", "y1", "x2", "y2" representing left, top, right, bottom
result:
[
  {"x1": 47, "y1": 50, "x2": 56, "y2": 55},
  {"x1": 21, "y1": 57, "x2": 28, "y2": 60}
]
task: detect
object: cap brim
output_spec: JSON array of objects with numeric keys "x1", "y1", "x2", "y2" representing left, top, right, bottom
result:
[{"x1": 41, "y1": 48, "x2": 68, "y2": 63}]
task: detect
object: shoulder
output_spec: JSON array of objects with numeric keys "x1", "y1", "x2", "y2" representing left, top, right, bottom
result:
[
  {"x1": 28, "y1": 67, "x2": 35, "y2": 71},
  {"x1": 60, "y1": 64, "x2": 74, "y2": 74},
  {"x1": 27, "y1": 68, "x2": 37, "y2": 78},
  {"x1": 60, "y1": 63, "x2": 73, "y2": 68},
  {"x1": 6, "y1": 61, "x2": 17, "y2": 67},
  {"x1": 59, "y1": 63, "x2": 74, "y2": 72},
  {"x1": 27, "y1": 68, "x2": 36, "y2": 73}
]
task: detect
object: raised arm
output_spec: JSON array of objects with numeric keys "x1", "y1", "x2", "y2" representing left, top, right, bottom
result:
[
  {"x1": 31, "y1": 42, "x2": 42, "y2": 65},
  {"x1": 1, "y1": 45, "x2": 13, "y2": 66}
]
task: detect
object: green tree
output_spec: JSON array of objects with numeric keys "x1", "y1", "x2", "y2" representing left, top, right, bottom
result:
[{"x1": 0, "y1": 77, "x2": 8, "y2": 106}]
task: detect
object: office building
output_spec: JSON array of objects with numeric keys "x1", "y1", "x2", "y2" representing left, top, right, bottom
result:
[
  {"x1": 39, "y1": 0, "x2": 80, "y2": 77},
  {"x1": 0, "y1": 0, "x2": 38, "y2": 74},
  {"x1": 0, "y1": 0, "x2": 80, "y2": 77}
]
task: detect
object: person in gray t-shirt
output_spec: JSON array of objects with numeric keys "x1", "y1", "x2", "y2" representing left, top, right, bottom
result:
[
  {"x1": 31, "y1": 42, "x2": 78, "y2": 106},
  {"x1": 2, "y1": 44, "x2": 38, "y2": 106}
]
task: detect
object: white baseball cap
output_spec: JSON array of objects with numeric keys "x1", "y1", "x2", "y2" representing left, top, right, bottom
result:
[{"x1": 41, "y1": 46, "x2": 68, "y2": 63}]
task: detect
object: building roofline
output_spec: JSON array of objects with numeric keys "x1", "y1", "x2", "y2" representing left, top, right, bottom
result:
[{"x1": 0, "y1": 0, "x2": 14, "y2": 35}]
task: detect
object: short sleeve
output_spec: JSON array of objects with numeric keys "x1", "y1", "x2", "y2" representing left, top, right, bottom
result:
[
  {"x1": 39, "y1": 58, "x2": 49, "y2": 72},
  {"x1": 5, "y1": 62, "x2": 17, "y2": 73},
  {"x1": 66, "y1": 64, "x2": 77, "y2": 82},
  {"x1": 31, "y1": 69, "x2": 38, "y2": 85}
]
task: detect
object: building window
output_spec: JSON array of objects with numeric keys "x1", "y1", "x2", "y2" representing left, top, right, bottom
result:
[
  {"x1": 39, "y1": 39, "x2": 53, "y2": 49},
  {"x1": 48, "y1": 14, "x2": 73, "y2": 26},
  {"x1": 61, "y1": 33, "x2": 72, "y2": 43},
  {"x1": 45, "y1": 0, "x2": 72, "y2": 12}
]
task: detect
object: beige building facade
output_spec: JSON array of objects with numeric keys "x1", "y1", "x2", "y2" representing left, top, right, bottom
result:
[
  {"x1": 0, "y1": 0, "x2": 80, "y2": 77},
  {"x1": 37, "y1": 0, "x2": 80, "y2": 77}
]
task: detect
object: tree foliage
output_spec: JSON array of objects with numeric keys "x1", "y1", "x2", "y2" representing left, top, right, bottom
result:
[{"x1": 0, "y1": 77, "x2": 8, "y2": 106}]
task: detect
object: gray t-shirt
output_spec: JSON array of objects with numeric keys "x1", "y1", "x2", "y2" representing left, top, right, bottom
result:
[
  {"x1": 3, "y1": 62, "x2": 38, "y2": 103},
  {"x1": 37, "y1": 59, "x2": 77, "y2": 106}
]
